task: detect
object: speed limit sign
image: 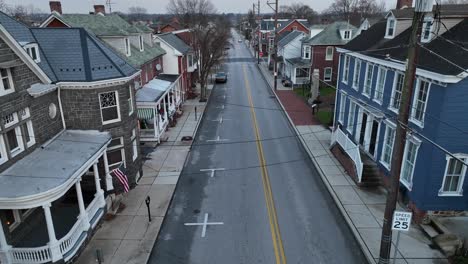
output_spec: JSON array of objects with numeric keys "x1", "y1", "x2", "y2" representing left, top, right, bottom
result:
[{"x1": 392, "y1": 211, "x2": 412, "y2": 231}]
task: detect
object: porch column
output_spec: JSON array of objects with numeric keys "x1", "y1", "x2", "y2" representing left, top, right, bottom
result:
[
  {"x1": 93, "y1": 163, "x2": 106, "y2": 207},
  {"x1": 153, "y1": 108, "x2": 159, "y2": 143},
  {"x1": 75, "y1": 180, "x2": 90, "y2": 231},
  {"x1": 163, "y1": 96, "x2": 168, "y2": 121},
  {"x1": 103, "y1": 153, "x2": 114, "y2": 191},
  {"x1": 43, "y1": 203, "x2": 62, "y2": 262},
  {"x1": 0, "y1": 221, "x2": 12, "y2": 264}
]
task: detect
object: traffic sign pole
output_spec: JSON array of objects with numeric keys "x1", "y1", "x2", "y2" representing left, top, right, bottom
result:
[{"x1": 392, "y1": 231, "x2": 401, "y2": 264}]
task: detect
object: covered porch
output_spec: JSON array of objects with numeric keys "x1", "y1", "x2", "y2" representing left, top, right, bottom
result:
[
  {"x1": 284, "y1": 57, "x2": 311, "y2": 87},
  {"x1": 136, "y1": 74, "x2": 183, "y2": 143},
  {"x1": 0, "y1": 130, "x2": 112, "y2": 264}
]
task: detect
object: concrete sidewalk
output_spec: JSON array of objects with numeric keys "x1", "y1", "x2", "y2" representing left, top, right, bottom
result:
[
  {"x1": 74, "y1": 87, "x2": 212, "y2": 264},
  {"x1": 254, "y1": 53, "x2": 448, "y2": 263}
]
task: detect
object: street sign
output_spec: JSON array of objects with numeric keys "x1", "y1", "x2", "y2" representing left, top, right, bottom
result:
[{"x1": 391, "y1": 211, "x2": 412, "y2": 231}]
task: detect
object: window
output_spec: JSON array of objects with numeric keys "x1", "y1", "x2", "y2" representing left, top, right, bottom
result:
[
  {"x1": 390, "y1": 72, "x2": 405, "y2": 110},
  {"x1": 363, "y1": 63, "x2": 374, "y2": 96},
  {"x1": 131, "y1": 129, "x2": 138, "y2": 161},
  {"x1": 380, "y1": 124, "x2": 395, "y2": 168},
  {"x1": 400, "y1": 139, "x2": 419, "y2": 189},
  {"x1": 262, "y1": 33, "x2": 265, "y2": 39},
  {"x1": 0, "y1": 135, "x2": 7, "y2": 165},
  {"x1": 99, "y1": 91, "x2": 121, "y2": 124},
  {"x1": 303, "y1": 45, "x2": 311, "y2": 59},
  {"x1": 324, "y1": 67, "x2": 332, "y2": 81},
  {"x1": 3, "y1": 113, "x2": 18, "y2": 128},
  {"x1": 6, "y1": 127, "x2": 24, "y2": 157},
  {"x1": 188, "y1": 54, "x2": 194, "y2": 68},
  {"x1": 342, "y1": 55, "x2": 350, "y2": 84},
  {"x1": 343, "y1": 30, "x2": 351, "y2": 40},
  {"x1": 422, "y1": 19, "x2": 433, "y2": 42},
  {"x1": 124, "y1": 38, "x2": 131, "y2": 56},
  {"x1": 411, "y1": 79, "x2": 430, "y2": 124},
  {"x1": 128, "y1": 86, "x2": 134, "y2": 116},
  {"x1": 440, "y1": 156, "x2": 467, "y2": 195},
  {"x1": 139, "y1": 35, "x2": 144, "y2": 51},
  {"x1": 352, "y1": 59, "x2": 361, "y2": 89},
  {"x1": 107, "y1": 137, "x2": 125, "y2": 170},
  {"x1": 0, "y1": 68, "x2": 14, "y2": 96},
  {"x1": 21, "y1": 121, "x2": 35, "y2": 147},
  {"x1": 347, "y1": 100, "x2": 357, "y2": 134},
  {"x1": 292, "y1": 26, "x2": 297, "y2": 31},
  {"x1": 25, "y1": 44, "x2": 40, "y2": 63},
  {"x1": 295, "y1": 68, "x2": 309, "y2": 78},
  {"x1": 386, "y1": 18, "x2": 396, "y2": 38},
  {"x1": 3, "y1": 209, "x2": 35, "y2": 231},
  {"x1": 338, "y1": 92, "x2": 346, "y2": 124},
  {"x1": 325, "y1": 46, "x2": 334, "y2": 61},
  {"x1": 374, "y1": 67, "x2": 387, "y2": 103}
]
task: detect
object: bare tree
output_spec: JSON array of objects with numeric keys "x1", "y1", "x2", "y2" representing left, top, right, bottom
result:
[
  {"x1": 128, "y1": 6, "x2": 147, "y2": 14},
  {"x1": 325, "y1": 0, "x2": 384, "y2": 19},
  {"x1": 0, "y1": 0, "x2": 7, "y2": 12},
  {"x1": 194, "y1": 17, "x2": 231, "y2": 101},
  {"x1": 167, "y1": 0, "x2": 216, "y2": 27},
  {"x1": 443, "y1": 0, "x2": 468, "y2": 3},
  {"x1": 284, "y1": 3, "x2": 318, "y2": 20}
]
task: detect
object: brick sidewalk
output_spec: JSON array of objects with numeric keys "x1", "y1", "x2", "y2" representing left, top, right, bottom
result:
[{"x1": 276, "y1": 90, "x2": 320, "y2": 126}]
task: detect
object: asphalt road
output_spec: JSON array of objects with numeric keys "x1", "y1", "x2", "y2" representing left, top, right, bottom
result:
[{"x1": 148, "y1": 30, "x2": 367, "y2": 264}]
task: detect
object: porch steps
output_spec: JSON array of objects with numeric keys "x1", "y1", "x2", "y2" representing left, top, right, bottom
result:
[
  {"x1": 420, "y1": 217, "x2": 463, "y2": 257},
  {"x1": 359, "y1": 153, "x2": 381, "y2": 187}
]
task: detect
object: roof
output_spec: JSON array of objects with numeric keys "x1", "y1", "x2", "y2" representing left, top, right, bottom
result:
[
  {"x1": 156, "y1": 74, "x2": 179, "y2": 82},
  {"x1": 389, "y1": 4, "x2": 468, "y2": 19},
  {"x1": 136, "y1": 77, "x2": 175, "y2": 102},
  {"x1": 285, "y1": 57, "x2": 310, "y2": 67},
  {"x1": 125, "y1": 42, "x2": 166, "y2": 68},
  {"x1": 278, "y1": 31, "x2": 304, "y2": 48},
  {"x1": 304, "y1": 21, "x2": 357, "y2": 46},
  {"x1": 133, "y1": 23, "x2": 153, "y2": 33},
  {"x1": 0, "y1": 130, "x2": 110, "y2": 203},
  {"x1": 343, "y1": 18, "x2": 468, "y2": 76},
  {"x1": 58, "y1": 14, "x2": 144, "y2": 36},
  {"x1": 157, "y1": 33, "x2": 191, "y2": 54},
  {"x1": 261, "y1": 19, "x2": 309, "y2": 31},
  {"x1": 0, "y1": 12, "x2": 137, "y2": 82}
]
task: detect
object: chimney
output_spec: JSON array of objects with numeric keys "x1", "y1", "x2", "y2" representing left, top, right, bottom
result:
[
  {"x1": 396, "y1": 0, "x2": 413, "y2": 9},
  {"x1": 94, "y1": 5, "x2": 105, "y2": 15},
  {"x1": 49, "y1": 1, "x2": 62, "y2": 14}
]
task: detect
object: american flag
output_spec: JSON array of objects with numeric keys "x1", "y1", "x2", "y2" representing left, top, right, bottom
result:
[{"x1": 111, "y1": 164, "x2": 129, "y2": 193}]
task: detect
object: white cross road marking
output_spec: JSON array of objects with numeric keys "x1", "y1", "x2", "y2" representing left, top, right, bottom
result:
[
  {"x1": 216, "y1": 104, "x2": 225, "y2": 110},
  {"x1": 184, "y1": 213, "x2": 224, "y2": 238},
  {"x1": 206, "y1": 136, "x2": 229, "y2": 142},
  {"x1": 200, "y1": 168, "x2": 226, "y2": 177},
  {"x1": 210, "y1": 116, "x2": 231, "y2": 124}
]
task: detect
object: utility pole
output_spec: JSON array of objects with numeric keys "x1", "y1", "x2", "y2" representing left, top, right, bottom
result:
[
  {"x1": 267, "y1": 0, "x2": 279, "y2": 90},
  {"x1": 257, "y1": 0, "x2": 260, "y2": 65},
  {"x1": 377, "y1": 1, "x2": 428, "y2": 263}
]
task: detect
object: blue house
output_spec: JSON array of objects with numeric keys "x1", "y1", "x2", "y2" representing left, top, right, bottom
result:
[{"x1": 332, "y1": 5, "x2": 468, "y2": 217}]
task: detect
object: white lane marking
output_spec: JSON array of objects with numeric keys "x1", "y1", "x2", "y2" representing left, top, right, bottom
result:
[
  {"x1": 206, "y1": 136, "x2": 229, "y2": 142},
  {"x1": 200, "y1": 168, "x2": 226, "y2": 177},
  {"x1": 210, "y1": 116, "x2": 231, "y2": 124},
  {"x1": 216, "y1": 104, "x2": 225, "y2": 109},
  {"x1": 184, "y1": 213, "x2": 224, "y2": 238}
]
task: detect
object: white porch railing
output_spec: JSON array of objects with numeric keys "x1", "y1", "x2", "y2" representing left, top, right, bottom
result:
[
  {"x1": 86, "y1": 196, "x2": 101, "y2": 228},
  {"x1": 331, "y1": 127, "x2": 364, "y2": 182},
  {"x1": 59, "y1": 218, "x2": 85, "y2": 256},
  {"x1": 10, "y1": 245, "x2": 51, "y2": 264}
]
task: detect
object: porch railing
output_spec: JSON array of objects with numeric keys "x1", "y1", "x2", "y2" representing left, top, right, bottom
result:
[
  {"x1": 58, "y1": 218, "x2": 85, "y2": 256},
  {"x1": 86, "y1": 195, "x2": 101, "y2": 228},
  {"x1": 331, "y1": 127, "x2": 363, "y2": 182},
  {"x1": 10, "y1": 245, "x2": 51, "y2": 264}
]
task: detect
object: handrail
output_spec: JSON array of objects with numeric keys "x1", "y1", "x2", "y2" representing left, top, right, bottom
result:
[
  {"x1": 10, "y1": 245, "x2": 51, "y2": 263},
  {"x1": 331, "y1": 127, "x2": 363, "y2": 182},
  {"x1": 58, "y1": 218, "x2": 84, "y2": 255}
]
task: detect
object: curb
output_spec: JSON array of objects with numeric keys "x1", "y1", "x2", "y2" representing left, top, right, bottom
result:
[
  {"x1": 255, "y1": 62, "x2": 375, "y2": 264},
  {"x1": 143, "y1": 83, "x2": 215, "y2": 264}
]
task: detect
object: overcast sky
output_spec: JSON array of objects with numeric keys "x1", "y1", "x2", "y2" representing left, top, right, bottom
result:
[{"x1": 4, "y1": 0, "x2": 397, "y2": 14}]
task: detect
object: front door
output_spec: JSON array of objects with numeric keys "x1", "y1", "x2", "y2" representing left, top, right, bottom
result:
[
  {"x1": 359, "y1": 112, "x2": 368, "y2": 146},
  {"x1": 368, "y1": 120, "x2": 379, "y2": 156}
]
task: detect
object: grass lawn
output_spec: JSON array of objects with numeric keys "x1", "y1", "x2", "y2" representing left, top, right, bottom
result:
[
  {"x1": 316, "y1": 110, "x2": 333, "y2": 126},
  {"x1": 319, "y1": 86, "x2": 335, "y2": 97},
  {"x1": 293, "y1": 87, "x2": 309, "y2": 100}
]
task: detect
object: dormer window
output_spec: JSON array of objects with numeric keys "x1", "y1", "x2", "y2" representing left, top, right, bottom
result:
[
  {"x1": 24, "y1": 44, "x2": 40, "y2": 63},
  {"x1": 422, "y1": 18, "x2": 434, "y2": 43},
  {"x1": 386, "y1": 18, "x2": 396, "y2": 38},
  {"x1": 343, "y1": 30, "x2": 351, "y2": 40},
  {"x1": 124, "y1": 38, "x2": 131, "y2": 57},
  {"x1": 139, "y1": 35, "x2": 144, "y2": 52}
]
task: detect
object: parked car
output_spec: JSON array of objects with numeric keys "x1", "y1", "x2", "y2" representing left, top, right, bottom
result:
[
  {"x1": 238, "y1": 39, "x2": 242, "y2": 43},
  {"x1": 215, "y1": 72, "x2": 227, "y2": 83}
]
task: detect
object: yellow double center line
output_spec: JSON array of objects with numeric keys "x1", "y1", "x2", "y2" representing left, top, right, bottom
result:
[{"x1": 242, "y1": 65, "x2": 287, "y2": 264}]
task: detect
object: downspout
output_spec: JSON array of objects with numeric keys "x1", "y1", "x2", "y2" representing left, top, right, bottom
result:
[{"x1": 58, "y1": 85, "x2": 66, "y2": 130}]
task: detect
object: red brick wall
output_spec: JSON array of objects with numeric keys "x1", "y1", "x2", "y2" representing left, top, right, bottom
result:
[
  {"x1": 161, "y1": 25, "x2": 178, "y2": 33},
  {"x1": 311, "y1": 45, "x2": 341, "y2": 83},
  {"x1": 331, "y1": 144, "x2": 359, "y2": 183}
]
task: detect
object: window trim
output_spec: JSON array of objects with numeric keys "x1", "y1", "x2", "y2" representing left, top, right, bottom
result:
[
  {"x1": 342, "y1": 55, "x2": 350, "y2": 84},
  {"x1": 128, "y1": 86, "x2": 134, "y2": 116},
  {"x1": 410, "y1": 78, "x2": 431, "y2": 128},
  {"x1": 343, "y1": 30, "x2": 351, "y2": 40},
  {"x1": 107, "y1": 137, "x2": 126, "y2": 170},
  {"x1": 346, "y1": 100, "x2": 357, "y2": 134},
  {"x1": 325, "y1": 46, "x2": 334, "y2": 61},
  {"x1": 389, "y1": 72, "x2": 404, "y2": 113},
  {"x1": 303, "y1": 45, "x2": 311, "y2": 59},
  {"x1": 373, "y1": 67, "x2": 387, "y2": 104},
  {"x1": 324, "y1": 67, "x2": 332, "y2": 81},
  {"x1": 352, "y1": 59, "x2": 361, "y2": 90},
  {"x1": 338, "y1": 92, "x2": 347, "y2": 124},
  {"x1": 24, "y1": 43, "x2": 41, "y2": 63},
  {"x1": 380, "y1": 121, "x2": 396, "y2": 170},
  {"x1": 22, "y1": 120, "x2": 35, "y2": 148},
  {"x1": 439, "y1": 154, "x2": 467, "y2": 196},
  {"x1": 6, "y1": 126, "x2": 25, "y2": 158},
  {"x1": 124, "y1": 38, "x2": 131, "y2": 57},
  {"x1": 99, "y1": 91, "x2": 121, "y2": 125},
  {"x1": 421, "y1": 17, "x2": 434, "y2": 43},
  {"x1": 131, "y1": 129, "x2": 138, "y2": 161},
  {"x1": 363, "y1": 63, "x2": 374, "y2": 98},
  {"x1": 139, "y1": 35, "x2": 144, "y2": 52},
  {"x1": 0, "y1": 134, "x2": 7, "y2": 165},
  {"x1": 385, "y1": 17, "x2": 396, "y2": 38},
  {"x1": 400, "y1": 137, "x2": 421, "y2": 190},
  {"x1": 0, "y1": 68, "x2": 15, "y2": 96}
]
